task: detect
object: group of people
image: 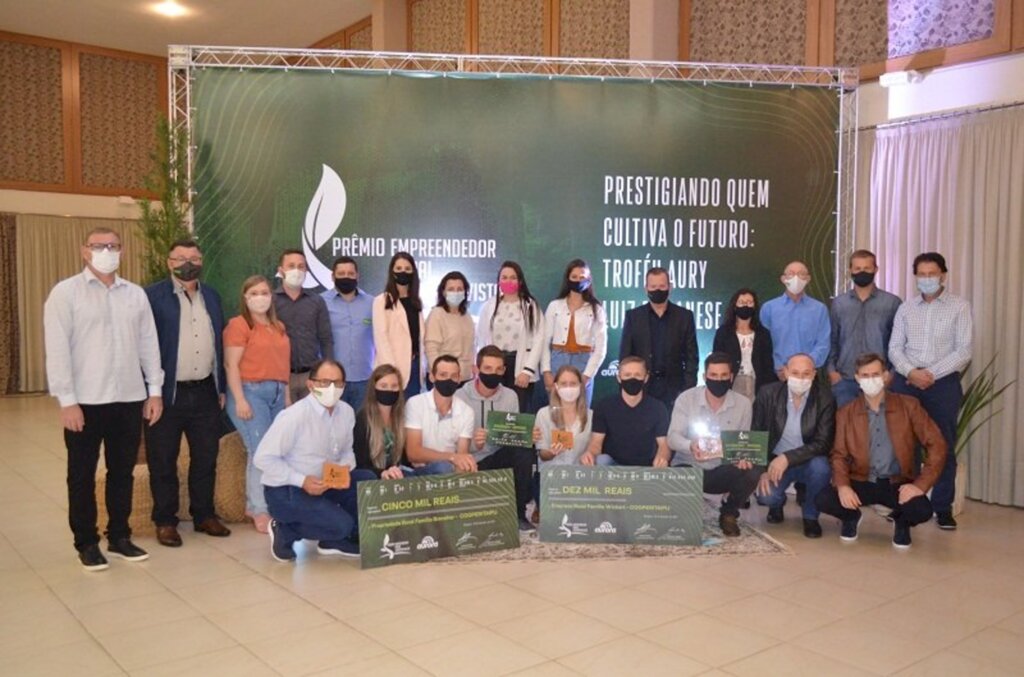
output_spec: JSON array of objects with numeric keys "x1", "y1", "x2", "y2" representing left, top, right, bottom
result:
[{"x1": 44, "y1": 227, "x2": 972, "y2": 571}]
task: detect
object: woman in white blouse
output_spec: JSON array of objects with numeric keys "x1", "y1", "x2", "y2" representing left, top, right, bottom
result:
[
  {"x1": 542, "y1": 258, "x2": 607, "y2": 405},
  {"x1": 476, "y1": 260, "x2": 545, "y2": 412},
  {"x1": 532, "y1": 365, "x2": 592, "y2": 523}
]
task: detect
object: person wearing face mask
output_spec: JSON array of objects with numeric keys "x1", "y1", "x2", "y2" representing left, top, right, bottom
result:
[
  {"x1": 373, "y1": 252, "x2": 426, "y2": 399},
  {"x1": 425, "y1": 271, "x2": 476, "y2": 385},
  {"x1": 274, "y1": 249, "x2": 334, "y2": 404},
  {"x1": 224, "y1": 275, "x2": 291, "y2": 533},
  {"x1": 713, "y1": 288, "x2": 778, "y2": 399},
  {"x1": 454, "y1": 345, "x2": 536, "y2": 532},
  {"x1": 144, "y1": 239, "x2": 231, "y2": 547},
  {"x1": 404, "y1": 356, "x2": 477, "y2": 474},
  {"x1": 44, "y1": 227, "x2": 164, "y2": 571},
  {"x1": 353, "y1": 365, "x2": 407, "y2": 480},
  {"x1": 476, "y1": 261, "x2": 545, "y2": 413},
  {"x1": 321, "y1": 256, "x2": 374, "y2": 410},
  {"x1": 667, "y1": 353, "x2": 761, "y2": 537},
  {"x1": 888, "y1": 252, "x2": 972, "y2": 531},
  {"x1": 580, "y1": 356, "x2": 671, "y2": 467},
  {"x1": 619, "y1": 267, "x2": 699, "y2": 411},
  {"x1": 816, "y1": 353, "x2": 946, "y2": 548},
  {"x1": 542, "y1": 258, "x2": 607, "y2": 406},
  {"x1": 532, "y1": 365, "x2": 593, "y2": 522},
  {"x1": 760, "y1": 260, "x2": 831, "y2": 378},
  {"x1": 751, "y1": 353, "x2": 836, "y2": 538},
  {"x1": 827, "y1": 251, "x2": 902, "y2": 409},
  {"x1": 255, "y1": 359, "x2": 377, "y2": 560}
]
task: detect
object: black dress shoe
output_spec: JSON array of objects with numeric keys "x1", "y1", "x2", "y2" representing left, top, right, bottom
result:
[
  {"x1": 936, "y1": 512, "x2": 958, "y2": 530},
  {"x1": 766, "y1": 506, "x2": 784, "y2": 523},
  {"x1": 78, "y1": 544, "x2": 109, "y2": 571},
  {"x1": 795, "y1": 483, "x2": 807, "y2": 506},
  {"x1": 107, "y1": 538, "x2": 149, "y2": 561},
  {"x1": 802, "y1": 519, "x2": 822, "y2": 538},
  {"x1": 156, "y1": 526, "x2": 182, "y2": 547}
]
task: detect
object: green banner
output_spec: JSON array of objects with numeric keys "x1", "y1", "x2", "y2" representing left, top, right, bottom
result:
[
  {"x1": 193, "y1": 69, "x2": 839, "y2": 399},
  {"x1": 539, "y1": 466, "x2": 704, "y2": 545},
  {"x1": 357, "y1": 469, "x2": 518, "y2": 569}
]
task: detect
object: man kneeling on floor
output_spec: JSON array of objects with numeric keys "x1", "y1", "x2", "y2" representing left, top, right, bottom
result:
[
  {"x1": 816, "y1": 353, "x2": 947, "y2": 549},
  {"x1": 255, "y1": 358, "x2": 376, "y2": 561}
]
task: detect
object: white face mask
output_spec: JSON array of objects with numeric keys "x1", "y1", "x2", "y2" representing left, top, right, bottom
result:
[
  {"x1": 787, "y1": 377, "x2": 813, "y2": 396},
  {"x1": 784, "y1": 275, "x2": 808, "y2": 295},
  {"x1": 556, "y1": 385, "x2": 581, "y2": 403},
  {"x1": 311, "y1": 383, "x2": 343, "y2": 408},
  {"x1": 857, "y1": 376, "x2": 885, "y2": 398},
  {"x1": 283, "y1": 268, "x2": 306, "y2": 288},
  {"x1": 90, "y1": 248, "x2": 121, "y2": 274},
  {"x1": 246, "y1": 295, "x2": 272, "y2": 314},
  {"x1": 445, "y1": 291, "x2": 465, "y2": 308}
]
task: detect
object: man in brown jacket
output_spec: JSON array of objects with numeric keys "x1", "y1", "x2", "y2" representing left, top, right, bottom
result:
[{"x1": 816, "y1": 353, "x2": 947, "y2": 549}]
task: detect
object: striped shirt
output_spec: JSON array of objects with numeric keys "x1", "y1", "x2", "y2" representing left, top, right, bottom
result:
[{"x1": 888, "y1": 289, "x2": 972, "y2": 380}]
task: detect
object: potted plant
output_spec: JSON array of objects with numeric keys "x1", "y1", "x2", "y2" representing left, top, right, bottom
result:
[
  {"x1": 953, "y1": 355, "x2": 1016, "y2": 515},
  {"x1": 139, "y1": 117, "x2": 192, "y2": 285}
]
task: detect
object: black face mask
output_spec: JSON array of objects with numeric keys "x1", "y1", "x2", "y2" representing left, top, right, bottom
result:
[
  {"x1": 619, "y1": 378, "x2": 645, "y2": 396},
  {"x1": 852, "y1": 271, "x2": 876, "y2": 288},
  {"x1": 433, "y1": 379, "x2": 459, "y2": 397},
  {"x1": 705, "y1": 378, "x2": 733, "y2": 398},
  {"x1": 335, "y1": 277, "x2": 358, "y2": 294},
  {"x1": 393, "y1": 271, "x2": 413, "y2": 286},
  {"x1": 647, "y1": 289, "x2": 669, "y2": 304},
  {"x1": 569, "y1": 279, "x2": 591, "y2": 294},
  {"x1": 375, "y1": 389, "x2": 399, "y2": 406},
  {"x1": 479, "y1": 372, "x2": 503, "y2": 390},
  {"x1": 172, "y1": 261, "x2": 202, "y2": 282},
  {"x1": 734, "y1": 306, "x2": 755, "y2": 320}
]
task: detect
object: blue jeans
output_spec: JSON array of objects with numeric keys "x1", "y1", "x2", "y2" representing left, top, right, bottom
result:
[
  {"x1": 341, "y1": 380, "x2": 367, "y2": 410},
  {"x1": 756, "y1": 455, "x2": 831, "y2": 519},
  {"x1": 404, "y1": 356, "x2": 421, "y2": 399},
  {"x1": 411, "y1": 461, "x2": 457, "y2": 475},
  {"x1": 890, "y1": 372, "x2": 962, "y2": 513},
  {"x1": 263, "y1": 469, "x2": 376, "y2": 548},
  {"x1": 831, "y1": 377, "x2": 861, "y2": 409},
  {"x1": 226, "y1": 380, "x2": 286, "y2": 515},
  {"x1": 596, "y1": 455, "x2": 619, "y2": 466},
  {"x1": 549, "y1": 349, "x2": 594, "y2": 406}
]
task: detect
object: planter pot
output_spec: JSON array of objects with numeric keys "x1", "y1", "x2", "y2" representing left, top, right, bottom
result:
[{"x1": 952, "y1": 460, "x2": 967, "y2": 517}]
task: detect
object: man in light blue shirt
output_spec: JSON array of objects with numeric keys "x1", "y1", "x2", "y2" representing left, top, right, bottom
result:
[
  {"x1": 888, "y1": 252, "x2": 973, "y2": 530},
  {"x1": 255, "y1": 359, "x2": 376, "y2": 560},
  {"x1": 321, "y1": 256, "x2": 374, "y2": 409},
  {"x1": 760, "y1": 261, "x2": 831, "y2": 375}
]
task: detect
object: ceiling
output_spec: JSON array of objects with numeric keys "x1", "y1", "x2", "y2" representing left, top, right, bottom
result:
[{"x1": 0, "y1": 0, "x2": 373, "y2": 56}]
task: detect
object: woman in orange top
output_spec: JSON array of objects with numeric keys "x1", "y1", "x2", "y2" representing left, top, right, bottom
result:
[{"x1": 224, "y1": 275, "x2": 290, "y2": 533}]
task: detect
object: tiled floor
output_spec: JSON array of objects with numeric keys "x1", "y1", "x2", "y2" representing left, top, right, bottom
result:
[{"x1": 3, "y1": 394, "x2": 1024, "y2": 676}]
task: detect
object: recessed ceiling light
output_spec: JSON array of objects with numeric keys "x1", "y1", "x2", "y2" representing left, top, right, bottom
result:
[{"x1": 151, "y1": 0, "x2": 189, "y2": 18}]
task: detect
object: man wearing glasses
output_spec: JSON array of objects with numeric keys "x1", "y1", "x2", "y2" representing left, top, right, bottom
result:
[
  {"x1": 44, "y1": 227, "x2": 164, "y2": 571},
  {"x1": 144, "y1": 239, "x2": 231, "y2": 547},
  {"x1": 255, "y1": 359, "x2": 376, "y2": 560}
]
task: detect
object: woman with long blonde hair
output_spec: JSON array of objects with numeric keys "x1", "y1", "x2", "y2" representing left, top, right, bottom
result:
[
  {"x1": 353, "y1": 364, "x2": 406, "y2": 480},
  {"x1": 224, "y1": 275, "x2": 291, "y2": 532}
]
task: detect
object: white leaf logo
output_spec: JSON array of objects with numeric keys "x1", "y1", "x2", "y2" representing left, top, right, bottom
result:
[{"x1": 302, "y1": 164, "x2": 347, "y2": 289}]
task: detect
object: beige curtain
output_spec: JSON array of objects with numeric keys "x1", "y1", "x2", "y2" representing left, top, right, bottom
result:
[
  {"x1": 16, "y1": 215, "x2": 144, "y2": 393},
  {"x1": 853, "y1": 128, "x2": 875, "y2": 250},
  {"x1": 0, "y1": 213, "x2": 18, "y2": 394},
  {"x1": 869, "y1": 106, "x2": 1024, "y2": 506}
]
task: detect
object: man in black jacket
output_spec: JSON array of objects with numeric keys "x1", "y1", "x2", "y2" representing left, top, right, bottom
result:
[
  {"x1": 619, "y1": 267, "x2": 699, "y2": 411},
  {"x1": 752, "y1": 353, "x2": 835, "y2": 538}
]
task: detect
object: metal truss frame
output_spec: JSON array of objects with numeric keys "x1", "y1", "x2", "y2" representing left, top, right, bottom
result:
[{"x1": 169, "y1": 46, "x2": 858, "y2": 283}]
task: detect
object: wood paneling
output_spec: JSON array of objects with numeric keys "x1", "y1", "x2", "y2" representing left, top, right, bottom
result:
[
  {"x1": 1013, "y1": 0, "x2": 1024, "y2": 50},
  {"x1": 310, "y1": 16, "x2": 373, "y2": 50}
]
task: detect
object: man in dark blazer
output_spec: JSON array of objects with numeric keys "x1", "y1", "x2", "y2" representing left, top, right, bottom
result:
[
  {"x1": 619, "y1": 267, "x2": 699, "y2": 411},
  {"x1": 145, "y1": 239, "x2": 230, "y2": 547}
]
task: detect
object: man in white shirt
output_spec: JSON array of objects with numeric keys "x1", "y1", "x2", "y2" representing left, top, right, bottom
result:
[
  {"x1": 44, "y1": 227, "x2": 164, "y2": 571},
  {"x1": 404, "y1": 355, "x2": 476, "y2": 474},
  {"x1": 455, "y1": 345, "x2": 535, "y2": 531},
  {"x1": 255, "y1": 359, "x2": 376, "y2": 561}
]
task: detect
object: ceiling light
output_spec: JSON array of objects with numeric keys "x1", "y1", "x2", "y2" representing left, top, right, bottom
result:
[{"x1": 151, "y1": 0, "x2": 189, "y2": 18}]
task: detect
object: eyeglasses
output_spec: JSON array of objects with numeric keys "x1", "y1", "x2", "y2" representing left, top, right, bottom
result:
[
  {"x1": 87, "y1": 243, "x2": 121, "y2": 252},
  {"x1": 169, "y1": 256, "x2": 203, "y2": 265},
  {"x1": 310, "y1": 378, "x2": 345, "y2": 388}
]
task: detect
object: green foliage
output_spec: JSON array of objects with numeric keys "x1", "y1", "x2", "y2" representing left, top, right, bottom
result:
[
  {"x1": 956, "y1": 355, "x2": 1016, "y2": 457},
  {"x1": 139, "y1": 117, "x2": 191, "y2": 285}
]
